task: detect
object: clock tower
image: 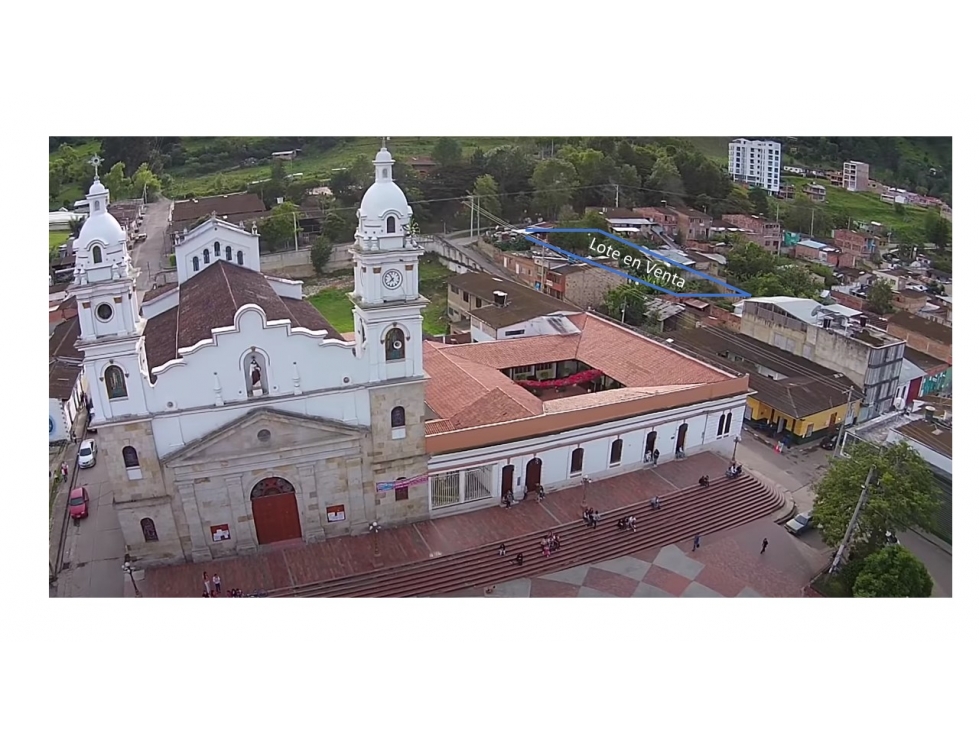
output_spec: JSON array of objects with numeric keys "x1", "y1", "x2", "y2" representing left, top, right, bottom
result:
[{"x1": 349, "y1": 143, "x2": 428, "y2": 383}]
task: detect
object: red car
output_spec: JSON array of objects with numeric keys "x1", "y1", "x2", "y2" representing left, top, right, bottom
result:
[{"x1": 69, "y1": 486, "x2": 90, "y2": 520}]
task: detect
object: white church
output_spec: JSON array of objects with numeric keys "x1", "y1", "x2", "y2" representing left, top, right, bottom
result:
[{"x1": 71, "y1": 144, "x2": 750, "y2": 567}]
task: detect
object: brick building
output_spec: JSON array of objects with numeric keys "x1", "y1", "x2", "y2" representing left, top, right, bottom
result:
[{"x1": 721, "y1": 214, "x2": 782, "y2": 253}]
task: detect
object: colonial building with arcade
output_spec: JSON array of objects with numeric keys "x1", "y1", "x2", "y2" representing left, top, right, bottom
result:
[{"x1": 70, "y1": 145, "x2": 749, "y2": 568}]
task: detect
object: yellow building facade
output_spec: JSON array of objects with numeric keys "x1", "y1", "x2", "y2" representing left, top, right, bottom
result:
[{"x1": 746, "y1": 396, "x2": 861, "y2": 441}]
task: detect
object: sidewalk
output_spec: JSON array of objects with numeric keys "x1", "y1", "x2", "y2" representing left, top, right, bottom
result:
[
  {"x1": 143, "y1": 451, "x2": 733, "y2": 597},
  {"x1": 735, "y1": 432, "x2": 832, "y2": 514}
]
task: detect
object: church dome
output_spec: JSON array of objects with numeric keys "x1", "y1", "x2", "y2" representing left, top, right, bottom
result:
[
  {"x1": 88, "y1": 179, "x2": 108, "y2": 196},
  {"x1": 360, "y1": 180, "x2": 410, "y2": 220},
  {"x1": 78, "y1": 211, "x2": 126, "y2": 248},
  {"x1": 357, "y1": 145, "x2": 412, "y2": 221}
]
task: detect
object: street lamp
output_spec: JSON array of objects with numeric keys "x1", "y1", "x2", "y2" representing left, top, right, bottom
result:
[
  {"x1": 580, "y1": 475, "x2": 591, "y2": 506},
  {"x1": 368, "y1": 521, "x2": 381, "y2": 558},
  {"x1": 122, "y1": 561, "x2": 141, "y2": 598},
  {"x1": 732, "y1": 436, "x2": 741, "y2": 463}
]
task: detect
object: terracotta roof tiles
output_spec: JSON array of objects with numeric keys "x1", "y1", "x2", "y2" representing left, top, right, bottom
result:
[{"x1": 142, "y1": 261, "x2": 341, "y2": 378}]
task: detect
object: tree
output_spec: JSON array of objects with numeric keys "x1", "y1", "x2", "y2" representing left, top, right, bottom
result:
[
  {"x1": 472, "y1": 174, "x2": 502, "y2": 220},
  {"x1": 783, "y1": 198, "x2": 832, "y2": 238},
  {"x1": 866, "y1": 279, "x2": 894, "y2": 315},
  {"x1": 603, "y1": 283, "x2": 648, "y2": 326},
  {"x1": 131, "y1": 163, "x2": 163, "y2": 202},
  {"x1": 923, "y1": 208, "x2": 951, "y2": 251},
  {"x1": 67, "y1": 217, "x2": 85, "y2": 237},
  {"x1": 725, "y1": 242, "x2": 778, "y2": 283},
  {"x1": 531, "y1": 158, "x2": 579, "y2": 218},
  {"x1": 645, "y1": 157, "x2": 685, "y2": 205},
  {"x1": 748, "y1": 187, "x2": 771, "y2": 217},
  {"x1": 321, "y1": 210, "x2": 353, "y2": 244},
  {"x1": 718, "y1": 185, "x2": 753, "y2": 216},
  {"x1": 258, "y1": 202, "x2": 300, "y2": 253},
  {"x1": 432, "y1": 137, "x2": 463, "y2": 167},
  {"x1": 852, "y1": 544, "x2": 933, "y2": 598},
  {"x1": 102, "y1": 162, "x2": 132, "y2": 201},
  {"x1": 812, "y1": 442, "x2": 941, "y2": 554},
  {"x1": 310, "y1": 235, "x2": 333, "y2": 276}
]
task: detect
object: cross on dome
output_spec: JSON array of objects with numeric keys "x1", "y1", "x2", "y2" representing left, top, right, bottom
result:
[{"x1": 89, "y1": 154, "x2": 104, "y2": 179}]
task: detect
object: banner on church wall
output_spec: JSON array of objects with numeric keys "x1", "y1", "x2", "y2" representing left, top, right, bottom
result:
[
  {"x1": 211, "y1": 524, "x2": 231, "y2": 542},
  {"x1": 326, "y1": 505, "x2": 346, "y2": 523},
  {"x1": 376, "y1": 475, "x2": 429, "y2": 492}
]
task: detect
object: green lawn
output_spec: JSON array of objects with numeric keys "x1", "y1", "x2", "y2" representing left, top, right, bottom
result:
[
  {"x1": 307, "y1": 254, "x2": 453, "y2": 336},
  {"x1": 49, "y1": 230, "x2": 69, "y2": 258},
  {"x1": 784, "y1": 175, "x2": 929, "y2": 239},
  {"x1": 166, "y1": 137, "x2": 523, "y2": 198}
]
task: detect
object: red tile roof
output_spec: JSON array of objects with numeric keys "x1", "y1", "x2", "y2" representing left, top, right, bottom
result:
[
  {"x1": 424, "y1": 312, "x2": 736, "y2": 433},
  {"x1": 171, "y1": 193, "x2": 266, "y2": 227},
  {"x1": 50, "y1": 316, "x2": 82, "y2": 361},
  {"x1": 142, "y1": 261, "x2": 342, "y2": 378},
  {"x1": 143, "y1": 282, "x2": 178, "y2": 303}
]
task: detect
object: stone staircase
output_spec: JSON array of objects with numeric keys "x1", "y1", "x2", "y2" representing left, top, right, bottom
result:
[{"x1": 268, "y1": 473, "x2": 783, "y2": 598}]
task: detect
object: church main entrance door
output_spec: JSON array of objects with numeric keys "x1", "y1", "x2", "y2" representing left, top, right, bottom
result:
[{"x1": 250, "y1": 477, "x2": 303, "y2": 545}]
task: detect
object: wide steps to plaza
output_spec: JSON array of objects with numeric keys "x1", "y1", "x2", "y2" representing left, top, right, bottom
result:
[{"x1": 270, "y1": 473, "x2": 783, "y2": 598}]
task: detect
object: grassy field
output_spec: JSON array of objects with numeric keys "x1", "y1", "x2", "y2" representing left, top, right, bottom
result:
[
  {"x1": 166, "y1": 137, "x2": 523, "y2": 198},
  {"x1": 308, "y1": 255, "x2": 453, "y2": 336},
  {"x1": 49, "y1": 230, "x2": 69, "y2": 258},
  {"x1": 783, "y1": 176, "x2": 929, "y2": 237}
]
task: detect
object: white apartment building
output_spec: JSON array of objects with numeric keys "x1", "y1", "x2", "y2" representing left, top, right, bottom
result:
[{"x1": 728, "y1": 139, "x2": 782, "y2": 194}]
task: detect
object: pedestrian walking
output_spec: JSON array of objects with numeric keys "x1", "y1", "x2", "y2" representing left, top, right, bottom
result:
[
  {"x1": 652, "y1": 449, "x2": 660, "y2": 466},
  {"x1": 202, "y1": 572, "x2": 212, "y2": 596},
  {"x1": 692, "y1": 534, "x2": 701, "y2": 552},
  {"x1": 61, "y1": 462, "x2": 68, "y2": 483},
  {"x1": 212, "y1": 573, "x2": 222, "y2": 595},
  {"x1": 498, "y1": 543, "x2": 507, "y2": 557},
  {"x1": 761, "y1": 538, "x2": 768, "y2": 554}
]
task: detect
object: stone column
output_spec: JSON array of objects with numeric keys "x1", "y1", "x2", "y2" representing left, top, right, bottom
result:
[
  {"x1": 176, "y1": 480, "x2": 213, "y2": 562},
  {"x1": 225, "y1": 474, "x2": 257, "y2": 552},
  {"x1": 297, "y1": 463, "x2": 326, "y2": 542}
]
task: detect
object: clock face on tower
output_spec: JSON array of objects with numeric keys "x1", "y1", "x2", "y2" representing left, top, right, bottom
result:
[{"x1": 382, "y1": 269, "x2": 403, "y2": 290}]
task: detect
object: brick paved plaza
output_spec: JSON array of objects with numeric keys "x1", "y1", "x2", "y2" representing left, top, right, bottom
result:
[{"x1": 141, "y1": 453, "x2": 801, "y2": 597}]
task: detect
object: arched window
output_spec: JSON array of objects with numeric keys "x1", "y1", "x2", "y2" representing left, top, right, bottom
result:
[
  {"x1": 93, "y1": 200, "x2": 101, "y2": 211},
  {"x1": 140, "y1": 518, "x2": 159, "y2": 543},
  {"x1": 122, "y1": 446, "x2": 140, "y2": 468},
  {"x1": 609, "y1": 439, "x2": 623, "y2": 465},
  {"x1": 192, "y1": 256, "x2": 200, "y2": 272},
  {"x1": 724, "y1": 412, "x2": 733, "y2": 435},
  {"x1": 385, "y1": 328, "x2": 405, "y2": 361},
  {"x1": 570, "y1": 447, "x2": 585, "y2": 475},
  {"x1": 236, "y1": 250, "x2": 244, "y2": 266},
  {"x1": 386, "y1": 216, "x2": 396, "y2": 234},
  {"x1": 105, "y1": 365, "x2": 127, "y2": 399},
  {"x1": 717, "y1": 414, "x2": 725, "y2": 437},
  {"x1": 91, "y1": 245, "x2": 103, "y2": 264},
  {"x1": 391, "y1": 406, "x2": 406, "y2": 428},
  {"x1": 214, "y1": 242, "x2": 221, "y2": 257},
  {"x1": 203, "y1": 249, "x2": 210, "y2": 264},
  {"x1": 225, "y1": 245, "x2": 232, "y2": 261}
]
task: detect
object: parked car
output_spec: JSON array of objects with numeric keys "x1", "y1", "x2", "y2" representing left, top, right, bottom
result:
[
  {"x1": 785, "y1": 511, "x2": 813, "y2": 535},
  {"x1": 68, "y1": 486, "x2": 90, "y2": 520},
  {"x1": 77, "y1": 439, "x2": 97, "y2": 469}
]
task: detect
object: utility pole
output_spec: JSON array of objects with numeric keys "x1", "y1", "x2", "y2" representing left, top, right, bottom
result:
[
  {"x1": 615, "y1": 184, "x2": 620, "y2": 208},
  {"x1": 829, "y1": 466, "x2": 876, "y2": 574},
  {"x1": 476, "y1": 195, "x2": 481, "y2": 235},
  {"x1": 833, "y1": 385, "x2": 854, "y2": 458},
  {"x1": 293, "y1": 210, "x2": 300, "y2": 252},
  {"x1": 469, "y1": 195, "x2": 474, "y2": 239},
  {"x1": 810, "y1": 208, "x2": 815, "y2": 237}
]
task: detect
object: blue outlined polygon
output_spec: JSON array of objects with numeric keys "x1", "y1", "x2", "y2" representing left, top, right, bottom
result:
[{"x1": 521, "y1": 228, "x2": 752, "y2": 299}]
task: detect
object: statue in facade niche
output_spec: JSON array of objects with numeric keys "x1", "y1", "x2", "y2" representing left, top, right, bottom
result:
[{"x1": 250, "y1": 357, "x2": 262, "y2": 387}]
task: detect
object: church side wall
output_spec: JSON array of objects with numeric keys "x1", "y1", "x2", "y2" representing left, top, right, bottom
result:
[{"x1": 426, "y1": 396, "x2": 746, "y2": 513}]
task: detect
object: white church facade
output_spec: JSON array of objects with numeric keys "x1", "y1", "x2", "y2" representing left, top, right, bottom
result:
[{"x1": 70, "y1": 145, "x2": 750, "y2": 568}]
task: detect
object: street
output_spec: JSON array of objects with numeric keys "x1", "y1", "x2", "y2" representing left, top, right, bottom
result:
[
  {"x1": 56, "y1": 450, "x2": 126, "y2": 597},
  {"x1": 733, "y1": 430, "x2": 953, "y2": 597},
  {"x1": 132, "y1": 196, "x2": 171, "y2": 296}
]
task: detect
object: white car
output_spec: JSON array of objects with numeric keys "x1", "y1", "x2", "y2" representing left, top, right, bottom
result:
[
  {"x1": 77, "y1": 439, "x2": 97, "y2": 469},
  {"x1": 785, "y1": 511, "x2": 812, "y2": 535}
]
